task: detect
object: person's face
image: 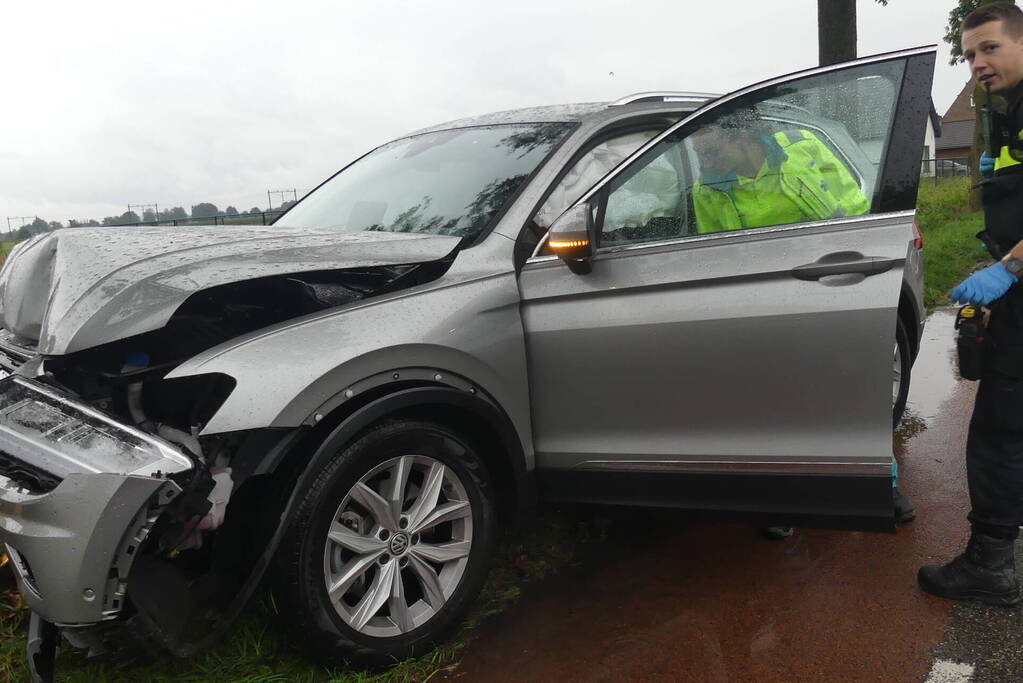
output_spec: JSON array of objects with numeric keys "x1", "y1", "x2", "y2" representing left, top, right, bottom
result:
[
  {"x1": 692, "y1": 127, "x2": 744, "y2": 175},
  {"x1": 962, "y1": 20, "x2": 1023, "y2": 93}
]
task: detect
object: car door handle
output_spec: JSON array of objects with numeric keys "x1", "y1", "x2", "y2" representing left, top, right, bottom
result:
[{"x1": 791, "y1": 252, "x2": 896, "y2": 281}]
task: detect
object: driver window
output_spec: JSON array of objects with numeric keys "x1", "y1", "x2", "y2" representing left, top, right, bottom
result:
[
  {"x1": 687, "y1": 118, "x2": 869, "y2": 234},
  {"x1": 596, "y1": 60, "x2": 903, "y2": 246}
]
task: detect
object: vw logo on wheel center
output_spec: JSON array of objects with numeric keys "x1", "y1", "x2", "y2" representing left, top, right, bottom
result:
[{"x1": 389, "y1": 532, "x2": 410, "y2": 555}]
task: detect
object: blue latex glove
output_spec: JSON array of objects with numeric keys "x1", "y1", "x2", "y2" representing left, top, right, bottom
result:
[
  {"x1": 980, "y1": 152, "x2": 995, "y2": 179},
  {"x1": 952, "y1": 262, "x2": 1016, "y2": 305}
]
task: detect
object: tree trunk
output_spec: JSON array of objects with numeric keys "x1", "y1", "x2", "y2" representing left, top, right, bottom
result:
[{"x1": 818, "y1": 0, "x2": 857, "y2": 66}]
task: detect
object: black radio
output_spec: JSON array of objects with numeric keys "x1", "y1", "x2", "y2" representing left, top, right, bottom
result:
[{"x1": 956, "y1": 305, "x2": 987, "y2": 381}]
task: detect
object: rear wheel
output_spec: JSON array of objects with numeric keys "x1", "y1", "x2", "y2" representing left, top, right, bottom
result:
[
  {"x1": 892, "y1": 317, "x2": 911, "y2": 427},
  {"x1": 272, "y1": 419, "x2": 496, "y2": 667}
]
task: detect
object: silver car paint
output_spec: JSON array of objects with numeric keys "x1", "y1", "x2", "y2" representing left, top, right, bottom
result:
[
  {"x1": 520, "y1": 211, "x2": 912, "y2": 477},
  {"x1": 1, "y1": 472, "x2": 180, "y2": 624},
  {"x1": 0, "y1": 226, "x2": 460, "y2": 355},
  {"x1": 166, "y1": 234, "x2": 535, "y2": 467}
]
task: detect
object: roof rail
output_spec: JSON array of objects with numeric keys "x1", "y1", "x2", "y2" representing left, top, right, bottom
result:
[{"x1": 610, "y1": 91, "x2": 721, "y2": 106}]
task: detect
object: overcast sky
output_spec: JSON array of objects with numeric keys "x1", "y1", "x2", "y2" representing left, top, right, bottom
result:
[{"x1": 0, "y1": 0, "x2": 970, "y2": 225}]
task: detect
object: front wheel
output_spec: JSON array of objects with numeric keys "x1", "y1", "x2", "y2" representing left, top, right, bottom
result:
[{"x1": 271, "y1": 419, "x2": 496, "y2": 667}]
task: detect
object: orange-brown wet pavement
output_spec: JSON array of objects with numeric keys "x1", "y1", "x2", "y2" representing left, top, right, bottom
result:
[{"x1": 445, "y1": 311, "x2": 982, "y2": 682}]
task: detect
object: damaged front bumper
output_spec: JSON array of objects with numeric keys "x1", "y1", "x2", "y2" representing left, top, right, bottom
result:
[{"x1": 0, "y1": 375, "x2": 192, "y2": 625}]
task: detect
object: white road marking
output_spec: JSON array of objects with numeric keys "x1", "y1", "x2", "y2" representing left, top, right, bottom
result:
[{"x1": 925, "y1": 660, "x2": 975, "y2": 683}]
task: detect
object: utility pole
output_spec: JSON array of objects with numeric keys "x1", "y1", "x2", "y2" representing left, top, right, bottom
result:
[
  {"x1": 6, "y1": 216, "x2": 34, "y2": 238},
  {"x1": 266, "y1": 189, "x2": 298, "y2": 210},
  {"x1": 127, "y1": 203, "x2": 159, "y2": 224}
]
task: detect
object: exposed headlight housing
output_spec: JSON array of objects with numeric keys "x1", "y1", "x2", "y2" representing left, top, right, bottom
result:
[{"x1": 0, "y1": 376, "x2": 192, "y2": 481}]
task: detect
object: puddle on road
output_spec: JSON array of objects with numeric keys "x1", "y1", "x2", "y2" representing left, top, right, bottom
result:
[{"x1": 903, "y1": 308, "x2": 963, "y2": 426}]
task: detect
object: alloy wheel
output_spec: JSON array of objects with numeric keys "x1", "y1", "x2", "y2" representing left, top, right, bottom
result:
[{"x1": 322, "y1": 455, "x2": 473, "y2": 638}]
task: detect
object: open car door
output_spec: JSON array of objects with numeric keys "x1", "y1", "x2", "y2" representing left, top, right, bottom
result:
[{"x1": 519, "y1": 47, "x2": 936, "y2": 530}]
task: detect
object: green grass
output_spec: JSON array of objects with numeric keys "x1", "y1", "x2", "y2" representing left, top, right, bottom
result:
[
  {"x1": 915, "y1": 177, "x2": 989, "y2": 310},
  {"x1": 0, "y1": 240, "x2": 17, "y2": 268}
]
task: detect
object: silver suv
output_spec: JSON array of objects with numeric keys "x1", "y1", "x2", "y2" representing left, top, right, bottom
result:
[{"x1": 0, "y1": 48, "x2": 932, "y2": 674}]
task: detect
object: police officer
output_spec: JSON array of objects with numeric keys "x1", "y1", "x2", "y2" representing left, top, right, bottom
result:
[
  {"x1": 691, "y1": 124, "x2": 870, "y2": 232},
  {"x1": 918, "y1": 2, "x2": 1023, "y2": 606}
]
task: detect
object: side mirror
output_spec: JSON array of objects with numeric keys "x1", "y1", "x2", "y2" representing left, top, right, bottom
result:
[{"x1": 548, "y1": 204, "x2": 595, "y2": 275}]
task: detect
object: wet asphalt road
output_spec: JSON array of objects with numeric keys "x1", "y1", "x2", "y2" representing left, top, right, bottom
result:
[{"x1": 444, "y1": 309, "x2": 1021, "y2": 683}]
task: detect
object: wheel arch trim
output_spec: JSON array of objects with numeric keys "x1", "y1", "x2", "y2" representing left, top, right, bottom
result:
[{"x1": 283, "y1": 385, "x2": 536, "y2": 523}]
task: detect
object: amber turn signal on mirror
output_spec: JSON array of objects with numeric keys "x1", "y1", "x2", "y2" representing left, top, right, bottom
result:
[
  {"x1": 549, "y1": 238, "x2": 589, "y2": 250},
  {"x1": 547, "y1": 205, "x2": 595, "y2": 274}
]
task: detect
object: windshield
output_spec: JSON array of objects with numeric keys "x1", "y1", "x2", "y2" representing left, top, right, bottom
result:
[{"x1": 277, "y1": 123, "x2": 573, "y2": 240}]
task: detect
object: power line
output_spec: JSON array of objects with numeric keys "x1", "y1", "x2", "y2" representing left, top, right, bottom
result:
[
  {"x1": 267, "y1": 189, "x2": 298, "y2": 210},
  {"x1": 127, "y1": 203, "x2": 159, "y2": 222},
  {"x1": 6, "y1": 216, "x2": 34, "y2": 237}
]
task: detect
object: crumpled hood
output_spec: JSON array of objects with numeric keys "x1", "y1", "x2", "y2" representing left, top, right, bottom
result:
[{"x1": 0, "y1": 226, "x2": 461, "y2": 355}]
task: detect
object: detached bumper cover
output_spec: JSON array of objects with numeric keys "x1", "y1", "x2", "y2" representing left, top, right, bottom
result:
[{"x1": 0, "y1": 376, "x2": 191, "y2": 624}]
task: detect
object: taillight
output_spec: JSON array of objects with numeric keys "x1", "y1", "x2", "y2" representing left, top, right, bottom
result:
[{"x1": 912, "y1": 218, "x2": 924, "y2": 249}]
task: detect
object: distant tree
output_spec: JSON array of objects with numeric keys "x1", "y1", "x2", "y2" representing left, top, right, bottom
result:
[
  {"x1": 16, "y1": 227, "x2": 30, "y2": 240},
  {"x1": 280, "y1": 200, "x2": 297, "y2": 211},
  {"x1": 225, "y1": 206, "x2": 239, "y2": 216},
  {"x1": 84, "y1": 219, "x2": 100, "y2": 227},
  {"x1": 48, "y1": 221, "x2": 63, "y2": 231},
  {"x1": 68, "y1": 220, "x2": 83, "y2": 228},
  {"x1": 159, "y1": 206, "x2": 188, "y2": 221},
  {"x1": 102, "y1": 216, "x2": 121, "y2": 226},
  {"x1": 191, "y1": 202, "x2": 219, "y2": 219},
  {"x1": 248, "y1": 206, "x2": 261, "y2": 215},
  {"x1": 142, "y1": 209, "x2": 157, "y2": 223},
  {"x1": 27, "y1": 217, "x2": 49, "y2": 234}
]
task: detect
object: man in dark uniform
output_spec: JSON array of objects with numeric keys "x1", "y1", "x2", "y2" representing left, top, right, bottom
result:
[{"x1": 918, "y1": 2, "x2": 1023, "y2": 606}]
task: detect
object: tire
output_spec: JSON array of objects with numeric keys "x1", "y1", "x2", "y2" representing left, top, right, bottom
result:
[
  {"x1": 271, "y1": 419, "x2": 496, "y2": 667},
  {"x1": 892, "y1": 317, "x2": 911, "y2": 427}
]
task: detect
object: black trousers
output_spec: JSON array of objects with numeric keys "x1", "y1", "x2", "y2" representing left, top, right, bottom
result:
[{"x1": 967, "y1": 371, "x2": 1023, "y2": 540}]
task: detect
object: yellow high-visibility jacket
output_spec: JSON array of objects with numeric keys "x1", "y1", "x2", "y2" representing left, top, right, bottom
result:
[{"x1": 693, "y1": 130, "x2": 869, "y2": 233}]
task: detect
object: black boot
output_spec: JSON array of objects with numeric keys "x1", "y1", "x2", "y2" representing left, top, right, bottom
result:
[
  {"x1": 918, "y1": 533, "x2": 1021, "y2": 606},
  {"x1": 893, "y1": 486, "x2": 915, "y2": 525}
]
